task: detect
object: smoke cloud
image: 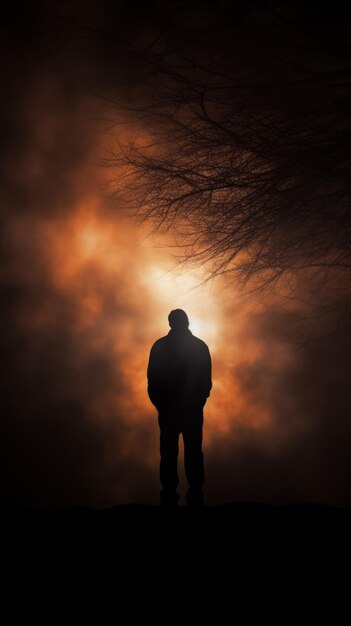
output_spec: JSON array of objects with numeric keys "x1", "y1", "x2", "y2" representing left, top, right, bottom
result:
[{"x1": 1, "y1": 2, "x2": 351, "y2": 508}]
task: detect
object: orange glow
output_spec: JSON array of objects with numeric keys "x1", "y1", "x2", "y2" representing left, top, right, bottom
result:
[
  {"x1": 10, "y1": 192, "x2": 280, "y2": 446},
  {"x1": 140, "y1": 264, "x2": 221, "y2": 348}
]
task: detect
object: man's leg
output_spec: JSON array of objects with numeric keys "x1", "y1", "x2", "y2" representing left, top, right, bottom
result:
[
  {"x1": 158, "y1": 410, "x2": 180, "y2": 501},
  {"x1": 182, "y1": 406, "x2": 205, "y2": 502}
]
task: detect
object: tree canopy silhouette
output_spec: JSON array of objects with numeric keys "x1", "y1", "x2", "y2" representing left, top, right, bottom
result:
[{"x1": 95, "y1": 1, "x2": 351, "y2": 309}]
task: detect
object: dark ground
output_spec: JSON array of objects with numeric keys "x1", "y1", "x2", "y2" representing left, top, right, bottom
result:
[{"x1": 3, "y1": 502, "x2": 349, "y2": 580}]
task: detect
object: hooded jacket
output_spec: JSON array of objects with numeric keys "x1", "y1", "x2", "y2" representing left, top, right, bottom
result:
[{"x1": 147, "y1": 328, "x2": 212, "y2": 409}]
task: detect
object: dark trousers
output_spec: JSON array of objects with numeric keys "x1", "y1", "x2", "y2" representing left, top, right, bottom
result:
[{"x1": 158, "y1": 402, "x2": 204, "y2": 492}]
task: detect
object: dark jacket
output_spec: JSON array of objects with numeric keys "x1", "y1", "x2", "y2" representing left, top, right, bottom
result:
[{"x1": 147, "y1": 328, "x2": 212, "y2": 409}]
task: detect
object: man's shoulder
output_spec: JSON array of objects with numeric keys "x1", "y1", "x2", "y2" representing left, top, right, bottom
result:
[
  {"x1": 191, "y1": 335, "x2": 210, "y2": 352},
  {"x1": 150, "y1": 332, "x2": 210, "y2": 353},
  {"x1": 150, "y1": 336, "x2": 169, "y2": 350}
]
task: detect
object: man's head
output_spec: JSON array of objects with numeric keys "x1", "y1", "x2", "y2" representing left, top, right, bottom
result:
[{"x1": 168, "y1": 309, "x2": 189, "y2": 331}]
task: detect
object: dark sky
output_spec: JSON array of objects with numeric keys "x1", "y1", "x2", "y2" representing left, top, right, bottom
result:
[{"x1": 1, "y1": 1, "x2": 351, "y2": 508}]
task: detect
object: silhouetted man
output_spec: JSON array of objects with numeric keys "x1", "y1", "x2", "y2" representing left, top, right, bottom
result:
[{"x1": 147, "y1": 309, "x2": 212, "y2": 506}]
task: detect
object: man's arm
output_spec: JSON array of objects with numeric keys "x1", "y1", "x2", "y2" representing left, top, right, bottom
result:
[
  {"x1": 194, "y1": 342, "x2": 212, "y2": 405},
  {"x1": 147, "y1": 342, "x2": 162, "y2": 408},
  {"x1": 203, "y1": 345, "x2": 212, "y2": 399}
]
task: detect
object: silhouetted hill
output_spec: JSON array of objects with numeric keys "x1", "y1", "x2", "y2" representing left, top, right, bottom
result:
[
  {"x1": 1, "y1": 498, "x2": 350, "y2": 510},
  {"x1": 2, "y1": 500, "x2": 350, "y2": 520},
  {"x1": 3, "y1": 501, "x2": 349, "y2": 566}
]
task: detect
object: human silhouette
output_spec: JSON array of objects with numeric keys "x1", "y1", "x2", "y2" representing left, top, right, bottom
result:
[{"x1": 147, "y1": 309, "x2": 212, "y2": 506}]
